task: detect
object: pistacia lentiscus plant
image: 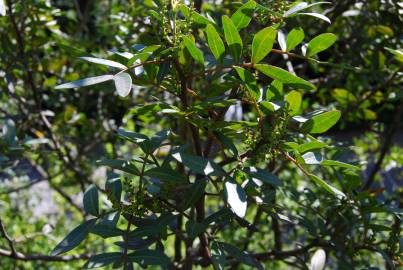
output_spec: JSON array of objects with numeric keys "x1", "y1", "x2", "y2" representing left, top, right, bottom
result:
[{"x1": 49, "y1": 1, "x2": 401, "y2": 269}]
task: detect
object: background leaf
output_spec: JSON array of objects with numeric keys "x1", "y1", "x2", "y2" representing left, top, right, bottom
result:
[{"x1": 307, "y1": 33, "x2": 337, "y2": 57}]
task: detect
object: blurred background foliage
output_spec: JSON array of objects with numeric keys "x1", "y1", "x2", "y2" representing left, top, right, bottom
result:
[{"x1": 0, "y1": 0, "x2": 401, "y2": 269}]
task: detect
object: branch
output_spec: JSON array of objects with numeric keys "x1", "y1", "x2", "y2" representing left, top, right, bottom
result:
[{"x1": 0, "y1": 248, "x2": 89, "y2": 262}]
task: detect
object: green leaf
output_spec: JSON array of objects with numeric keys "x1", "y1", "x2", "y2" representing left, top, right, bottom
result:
[
  {"x1": 97, "y1": 159, "x2": 140, "y2": 175},
  {"x1": 211, "y1": 241, "x2": 226, "y2": 270},
  {"x1": 285, "y1": 90, "x2": 302, "y2": 116},
  {"x1": 224, "y1": 181, "x2": 247, "y2": 218},
  {"x1": 149, "y1": 130, "x2": 170, "y2": 152},
  {"x1": 254, "y1": 64, "x2": 315, "y2": 90},
  {"x1": 105, "y1": 177, "x2": 122, "y2": 202},
  {"x1": 185, "y1": 220, "x2": 205, "y2": 239},
  {"x1": 83, "y1": 252, "x2": 122, "y2": 269},
  {"x1": 181, "y1": 180, "x2": 207, "y2": 210},
  {"x1": 286, "y1": 27, "x2": 305, "y2": 52},
  {"x1": 114, "y1": 72, "x2": 132, "y2": 97},
  {"x1": 145, "y1": 167, "x2": 187, "y2": 183},
  {"x1": 222, "y1": 15, "x2": 243, "y2": 62},
  {"x1": 79, "y1": 57, "x2": 127, "y2": 70},
  {"x1": 302, "y1": 110, "x2": 341, "y2": 134},
  {"x1": 117, "y1": 129, "x2": 151, "y2": 153},
  {"x1": 234, "y1": 66, "x2": 260, "y2": 100},
  {"x1": 218, "y1": 242, "x2": 263, "y2": 269},
  {"x1": 321, "y1": 160, "x2": 360, "y2": 170},
  {"x1": 302, "y1": 151, "x2": 323, "y2": 164},
  {"x1": 309, "y1": 174, "x2": 346, "y2": 198},
  {"x1": 297, "y1": 140, "x2": 327, "y2": 154},
  {"x1": 172, "y1": 152, "x2": 225, "y2": 176},
  {"x1": 83, "y1": 184, "x2": 99, "y2": 216},
  {"x1": 182, "y1": 36, "x2": 205, "y2": 65},
  {"x1": 231, "y1": 0, "x2": 256, "y2": 30},
  {"x1": 252, "y1": 27, "x2": 277, "y2": 64},
  {"x1": 90, "y1": 213, "x2": 121, "y2": 239},
  {"x1": 91, "y1": 223, "x2": 124, "y2": 238},
  {"x1": 306, "y1": 33, "x2": 337, "y2": 57},
  {"x1": 244, "y1": 167, "x2": 282, "y2": 186},
  {"x1": 55, "y1": 75, "x2": 114, "y2": 89},
  {"x1": 385, "y1": 47, "x2": 403, "y2": 63},
  {"x1": 128, "y1": 249, "x2": 170, "y2": 268},
  {"x1": 205, "y1": 24, "x2": 225, "y2": 61},
  {"x1": 51, "y1": 219, "x2": 96, "y2": 256}
]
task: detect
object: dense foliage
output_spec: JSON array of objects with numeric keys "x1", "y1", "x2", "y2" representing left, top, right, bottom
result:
[{"x1": 0, "y1": 0, "x2": 402, "y2": 269}]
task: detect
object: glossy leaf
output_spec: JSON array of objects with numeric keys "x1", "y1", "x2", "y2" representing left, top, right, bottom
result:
[
  {"x1": 302, "y1": 110, "x2": 341, "y2": 134},
  {"x1": 211, "y1": 241, "x2": 226, "y2": 270},
  {"x1": 307, "y1": 33, "x2": 337, "y2": 57},
  {"x1": 105, "y1": 177, "x2": 122, "y2": 202},
  {"x1": 309, "y1": 174, "x2": 346, "y2": 198},
  {"x1": 285, "y1": 90, "x2": 302, "y2": 115},
  {"x1": 80, "y1": 57, "x2": 127, "y2": 70},
  {"x1": 245, "y1": 167, "x2": 282, "y2": 186},
  {"x1": 145, "y1": 167, "x2": 187, "y2": 183},
  {"x1": 182, "y1": 36, "x2": 204, "y2": 65},
  {"x1": 224, "y1": 181, "x2": 247, "y2": 218},
  {"x1": 254, "y1": 64, "x2": 316, "y2": 90},
  {"x1": 231, "y1": 0, "x2": 256, "y2": 30},
  {"x1": 97, "y1": 159, "x2": 140, "y2": 175},
  {"x1": 172, "y1": 152, "x2": 225, "y2": 176},
  {"x1": 205, "y1": 24, "x2": 225, "y2": 61},
  {"x1": 222, "y1": 15, "x2": 243, "y2": 62},
  {"x1": 298, "y1": 12, "x2": 331, "y2": 24},
  {"x1": 286, "y1": 27, "x2": 305, "y2": 52},
  {"x1": 234, "y1": 66, "x2": 260, "y2": 100},
  {"x1": 181, "y1": 180, "x2": 207, "y2": 210},
  {"x1": 83, "y1": 184, "x2": 99, "y2": 216},
  {"x1": 252, "y1": 27, "x2": 277, "y2": 64},
  {"x1": 128, "y1": 249, "x2": 170, "y2": 268},
  {"x1": 83, "y1": 252, "x2": 122, "y2": 269},
  {"x1": 114, "y1": 72, "x2": 132, "y2": 97},
  {"x1": 51, "y1": 219, "x2": 96, "y2": 256},
  {"x1": 55, "y1": 75, "x2": 114, "y2": 89},
  {"x1": 219, "y1": 242, "x2": 263, "y2": 269},
  {"x1": 284, "y1": 2, "x2": 331, "y2": 17},
  {"x1": 321, "y1": 160, "x2": 360, "y2": 170}
]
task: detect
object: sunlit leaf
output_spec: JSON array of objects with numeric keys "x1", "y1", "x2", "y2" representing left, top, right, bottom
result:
[
  {"x1": 55, "y1": 75, "x2": 114, "y2": 89},
  {"x1": 286, "y1": 27, "x2": 305, "y2": 52},
  {"x1": 231, "y1": 0, "x2": 256, "y2": 30},
  {"x1": 222, "y1": 15, "x2": 243, "y2": 62},
  {"x1": 254, "y1": 64, "x2": 316, "y2": 90},
  {"x1": 302, "y1": 110, "x2": 341, "y2": 134},
  {"x1": 252, "y1": 27, "x2": 277, "y2": 64},
  {"x1": 307, "y1": 33, "x2": 337, "y2": 57},
  {"x1": 80, "y1": 57, "x2": 127, "y2": 70},
  {"x1": 205, "y1": 24, "x2": 225, "y2": 61},
  {"x1": 224, "y1": 181, "x2": 247, "y2": 218}
]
